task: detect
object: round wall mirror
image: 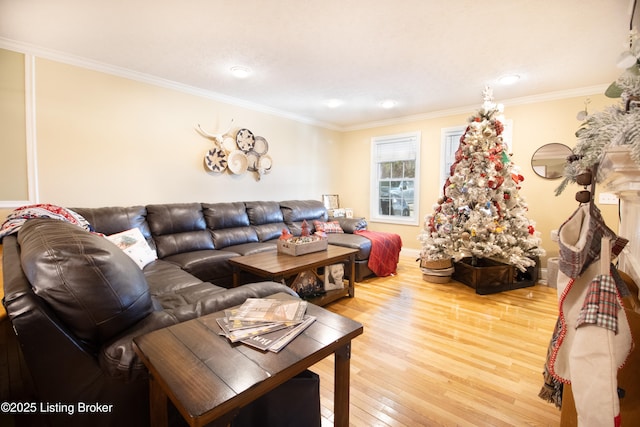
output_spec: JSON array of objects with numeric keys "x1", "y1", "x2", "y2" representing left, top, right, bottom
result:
[{"x1": 531, "y1": 143, "x2": 572, "y2": 179}]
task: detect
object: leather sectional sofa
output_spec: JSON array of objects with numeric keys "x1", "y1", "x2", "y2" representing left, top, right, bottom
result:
[{"x1": 1, "y1": 199, "x2": 375, "y2": 427}]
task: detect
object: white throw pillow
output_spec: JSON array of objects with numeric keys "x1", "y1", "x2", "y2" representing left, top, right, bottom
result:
[{"x1": 106, "y1": 228, "x2": 157, "y2": 269}]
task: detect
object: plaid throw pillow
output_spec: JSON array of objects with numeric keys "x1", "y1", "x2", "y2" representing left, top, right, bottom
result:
[{"x1": 313, "y1": 220, "x2": 344, "y2": 234}]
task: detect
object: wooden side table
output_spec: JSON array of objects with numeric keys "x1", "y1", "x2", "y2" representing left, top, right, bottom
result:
[{"x1": 133, "y1": 295, "x2": 363, "y2": 427}]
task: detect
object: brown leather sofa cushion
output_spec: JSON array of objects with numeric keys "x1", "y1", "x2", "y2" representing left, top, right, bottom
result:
[
  {"x1": 245, "y1": 200, "x2": 288, "y2": 241},
  {"x1": 18, "y1": 218, "x2": 154, "y2": 350},
  {"x1": 203, "y1": 202, "x2": 259, "y2": 249},
  {"x1": 73, "y1": 205, "x2": 150, "y2": 240},
  {"x1": 146, "y1": 203, "x2": 214, "y2": 257},
  {"x1": 280, "y1": 200, "x2": 328, "y2": 235}
]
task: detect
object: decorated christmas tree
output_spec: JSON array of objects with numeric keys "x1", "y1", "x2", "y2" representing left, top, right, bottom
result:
[{"x1": 418, "y1": 88, "x2": 544, "y2": 272}]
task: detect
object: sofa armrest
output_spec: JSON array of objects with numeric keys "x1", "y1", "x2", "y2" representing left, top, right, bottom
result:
[
  {"x1": 101, "y1": 282, "x2": 298, "y2": 380},
  {"x1": 167, "y1": 282, "x2": 298, "y2": 322},
  {"x1": 100, "y1": 310, "x2": 178, "y2": 380},
  {"x1": 2, "y1": 235, "x2": 109, "y2": 401}
]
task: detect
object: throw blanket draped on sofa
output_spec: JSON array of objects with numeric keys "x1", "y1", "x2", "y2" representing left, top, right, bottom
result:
[
  {"x1": 354, "y1": 230, "x2": 402, "y2": 277},
  {"x1": 0, "y1": 204, "x2": 91, "y2": 241}
]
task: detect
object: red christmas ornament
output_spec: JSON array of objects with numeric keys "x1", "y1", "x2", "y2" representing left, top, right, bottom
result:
[
  {"x1": 511, "y1": 173, "x2": 525, "y2": 184},
  {"x1": 528, "y1": 225, "x2": 535, "y2": 235},
  {"x1": 494, "y1": 120, "x2": 504, "y2": 135},
  {"x1": 487, "y1": 175, "x2": 504, "y2": 189},
  {"x1": 504, "y1": 193, "x2": 510, "y2": 200}
]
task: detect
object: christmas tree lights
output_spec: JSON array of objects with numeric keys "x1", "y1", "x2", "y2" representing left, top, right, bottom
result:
[{"x1": 418, "y1": 88, "x2": 545, "y2": 272}]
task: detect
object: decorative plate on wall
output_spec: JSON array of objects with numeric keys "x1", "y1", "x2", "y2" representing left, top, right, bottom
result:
[
  {"x1": 222, "y1": 136, "x2": 238, "y2": 152},
  {"x1": 227, "y1": 150, "x2": 248, "y2": 174},
  {"x1": 246, "y1": 150, "x2": 260, "y2": 172},
  {"x1": 253, "y1": 136, "x2": 269, "y2": 155},
  {"x1": 259, "y1": 155, "x2": 273, "y2": 173},
  {"x1": 236, "y1": 128, "x2": 255, "y2": 153},
  {"x1": 204, "y1": 148, "x2": 227, "y2": 172}
]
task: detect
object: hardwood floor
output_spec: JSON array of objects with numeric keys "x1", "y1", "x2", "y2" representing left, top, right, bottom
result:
[
  {"x1": 0, "y1": 245, "x2": 561, "y2": 426},
  {"x1": 313, "y1": 256, "x2": 561, "y2": 426}
]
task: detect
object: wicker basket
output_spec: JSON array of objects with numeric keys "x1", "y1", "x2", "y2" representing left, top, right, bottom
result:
[
  {"x1": 420, "y1": 265, "x2": 454, "y2": 284},
  {"x1": 420, "y1": 258, "x2": 453, "y2": 270},
  {"x1": 422, "y1": 273, "x2": 453, "y2": 284}
]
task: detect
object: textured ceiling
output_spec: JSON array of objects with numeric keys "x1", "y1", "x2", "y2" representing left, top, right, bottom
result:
[{"x1": 0, "y1": 0, "x2": 634, "y2": 129}]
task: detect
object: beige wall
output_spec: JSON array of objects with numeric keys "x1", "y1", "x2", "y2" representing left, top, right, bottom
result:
[
  {"x1": 0, "y1": 49, "x2": 28, "y2": 201},
  {"x1": 338, "y1": 94, "x2": 620, "y2": 264},
  {"x1": 0, "y1": 54, "x2": 621, "y2": 268},
  {"x1": 29, "y1": 58, "x2": 342, "y2": 208}
]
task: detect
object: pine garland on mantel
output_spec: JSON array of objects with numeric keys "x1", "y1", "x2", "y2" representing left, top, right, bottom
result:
[{"x1": 556, "y1": 29, "x2": 640, "y2": 196}]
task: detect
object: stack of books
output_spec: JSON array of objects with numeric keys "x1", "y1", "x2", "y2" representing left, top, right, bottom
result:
[{"x1": 217, "y1": 298, "x2": 316, "y2": 353}]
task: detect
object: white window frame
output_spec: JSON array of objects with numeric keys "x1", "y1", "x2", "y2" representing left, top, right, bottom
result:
[
  {"x1": 440, "y1": 126, "x2": 465, "y2": 195},
  {"x1": 369, "y1": 131, "x2": 420, "y2": 225}
]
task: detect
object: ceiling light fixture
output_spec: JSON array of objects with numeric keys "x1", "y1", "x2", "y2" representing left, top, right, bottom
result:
[
  {"x1": 230, "y1": 66, "x2": 252, "y2": 79},
  {"x1": 379, "y1": 99, "x2": 398, "y2": 109},
  {"x1": 498, "y1": 74, "x2": 520, "y2": 85},
  {"x1": 325, "y1": 99, "x2": 344, "y2": 108}
]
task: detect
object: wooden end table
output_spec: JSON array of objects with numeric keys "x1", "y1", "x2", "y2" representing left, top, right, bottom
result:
[
  {"x1": 133, "y1": 294, "x2": 363, "y2": 427},
  {"x1": 229, "y1": 244, "x2": 358, "y2": 306}
]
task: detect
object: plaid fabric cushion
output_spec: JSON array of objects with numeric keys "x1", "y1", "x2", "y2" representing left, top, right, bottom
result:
[
  {"x1": 576, "y1": 274, "x2": 620, "y2": 333},
  {"x1": 313, "y1": 220, "x2": 344, "y2": 234}
]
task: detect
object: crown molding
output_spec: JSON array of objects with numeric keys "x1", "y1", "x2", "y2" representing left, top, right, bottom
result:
[
  {"x1": 0, "y1": 37, "x2": 612, "y2": 134},
  {"x1": 0, "y1": 38, "x2": 342, "y2": 132},
  {"x1": 342, "y1": 85, "x2": 611, "y2": 132}
]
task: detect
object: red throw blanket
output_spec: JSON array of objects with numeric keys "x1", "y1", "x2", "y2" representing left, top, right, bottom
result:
[{"x1": 354, "y1": 230, "x2": 402, "y2": 277}]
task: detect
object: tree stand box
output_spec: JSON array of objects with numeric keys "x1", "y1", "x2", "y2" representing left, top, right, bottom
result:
[{"x1": 452, "y1": 257, "x2": 538, "y2": 295}]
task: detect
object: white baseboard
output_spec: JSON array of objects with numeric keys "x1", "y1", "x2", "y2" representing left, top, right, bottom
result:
[{"x1": 401, "y1": 248, "x2": 421, "y2": 260}]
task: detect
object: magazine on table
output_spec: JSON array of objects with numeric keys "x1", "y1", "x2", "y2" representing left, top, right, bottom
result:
[
  {"x1": 216, "y1": 317, "x2": 294, "y2": 343},
  {"x1": 229, "y1": 298, "x2": 307, "y2": 323},
  {"x1": 223, "y1": 309, "x2": 281, "y2": 331},
  {"x1": 241, "y1": 315, "x2": 316, "y2": 353},
  {"x1": 217, "y1": 298, "x2": 315, "y2": 351}
]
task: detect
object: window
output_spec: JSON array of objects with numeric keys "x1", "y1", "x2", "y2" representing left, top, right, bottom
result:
[
  {"x1": 440, "y1": 126, "x2": 465, "y2": 194},
  {"x1": 370, "y1": 132, "x2": 420, "y2": 225}
]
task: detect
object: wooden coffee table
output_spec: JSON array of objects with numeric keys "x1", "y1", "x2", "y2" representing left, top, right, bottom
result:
[
  {"x1": 133, "y1": 294, "x2": 363, "y2": 427},
  {"x1": 229, "y1": 244, "x2": 358, "y2": 306}
]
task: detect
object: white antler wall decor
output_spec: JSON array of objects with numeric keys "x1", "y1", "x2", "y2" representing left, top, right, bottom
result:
[
  {"x1": 195, "y1": 119, "x2": 235, "y2": 145},
  {"x1": 196, "y1": 119, "x2": 272, "y2": 180}
]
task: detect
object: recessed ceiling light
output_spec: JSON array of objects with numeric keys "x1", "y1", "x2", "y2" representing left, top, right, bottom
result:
[
  {"x1": 325, "y1": 99, "x2": 344, "y2": 108},
  {"x1": 498, "y1": 74, "x2": 520, "y2": 85},
  {"x1": 379, "y1": 99, "x2": 398, "y2": 109},
  {"x1": 230, "y1": 66, "x2": 252, "y2": 79}
]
